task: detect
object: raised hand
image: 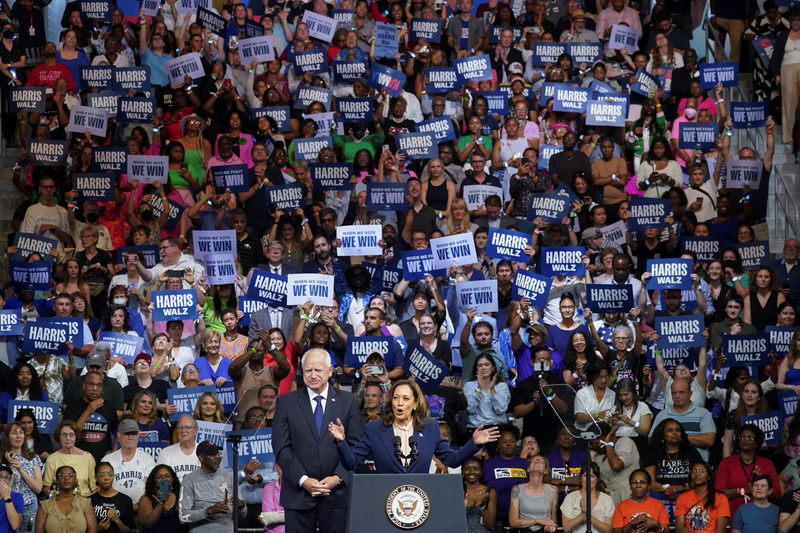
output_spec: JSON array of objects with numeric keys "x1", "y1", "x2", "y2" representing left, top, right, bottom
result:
[{"x1": 328, "y1": 418, "x2": 346, "y2": 442}]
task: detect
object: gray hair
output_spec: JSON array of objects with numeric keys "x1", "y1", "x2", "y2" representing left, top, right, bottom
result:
[{"x1": 612, "y1": 325, "x2": 633, "y2": 340}]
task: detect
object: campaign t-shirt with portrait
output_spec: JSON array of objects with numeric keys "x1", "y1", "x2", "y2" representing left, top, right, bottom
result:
[{"x1": 675, "y1": 491, "x2": 730, "y2": 533}]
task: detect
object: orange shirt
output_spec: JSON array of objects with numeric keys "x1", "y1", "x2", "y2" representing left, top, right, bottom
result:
[
  {"x1": 613, "y1": 497, "x2": 670, "y2": 529},
  {"x1": 675, "y1": 490, "x2": 731, "y2": 533}
]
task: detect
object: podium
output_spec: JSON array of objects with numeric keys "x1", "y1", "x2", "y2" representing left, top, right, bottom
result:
[{"x1": 347, "y1": 473, "x2": 467, "y2": 532}]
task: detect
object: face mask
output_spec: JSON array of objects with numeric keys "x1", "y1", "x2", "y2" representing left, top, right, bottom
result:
[
  {"x1": 140, "y1": 209, "x2": 154, "y2": 222},
  {"x1": 684, "y1": 108, "x2": 697, "y2": 119},
  {"x1": 113, "y1": 298, "x2": 127, "y2": 305},
  {"x1": 86, "y1": 212, "x2": 100, "y2": 223},
  {"x1": 3, "y1": 30, "x2": 14, "y2": 39}
]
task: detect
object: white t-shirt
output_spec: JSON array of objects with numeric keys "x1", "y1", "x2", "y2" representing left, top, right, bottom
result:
[
  {"x1": 104, "y1": 448, "x2": 156, "y2": 503},
  {"x1": 158, "y1": 442, "x2": 200, "y2": 481}
]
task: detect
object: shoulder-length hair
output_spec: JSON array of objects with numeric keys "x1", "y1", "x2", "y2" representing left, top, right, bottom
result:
[
  {"x1": 614, "y1": 378, "x2": 639, "y2": 414},
  {"x1": 131, "y1": 390, "x2": 159, "y2": 427},
  {"x1": 469, "y1": 353, "x2": 498, "y2": 381},
  {"x1": 732, "y1": 380, "x2": 768, "y2": 425},
  {"x1": 144, "y1": 464, "x2": 181, "y2": 500},
  {"x1": 787, "y1": 329, "x2": 800, "y2": 368},
  {"x1": 10, "y1": 362, "x2": 45, "y2": 401},
  {"x1": 192, "y1": 391, "x2": 224, "y2": 423},
  {"x1": 0, "y1": 421, "x2": 35, "y2": 460},
  {"x1": 750, "y1": 266, "x2": 780, "y2": 293},
  {"x1": 102, "y1": 304, "x2": 131, "y2": 332},
  {"x1": 381, "y1": 380, "x2": 430, "y2": 432}
]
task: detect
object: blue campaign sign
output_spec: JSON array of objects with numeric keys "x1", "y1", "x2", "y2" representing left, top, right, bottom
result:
[
  {"x1": 117, "y1": 97, "x2": 156, "y2": 123},
  {"x1": 97, "y1": 332, "x2": 145, "y2": 364},
  {"x1": 699, "y1": 62, "x2": 738, "y2": 89},
  {"x1": 167, "y1": 385, "x2": 216, "y2": 421},
  {"x1": 91, "y1": 147, "x2": 128, "y2": 173},
  {"x1": 397, "y1": 132, "x2": 437, "y2": 160},
  {"x1": 486, "y1": 228, "x2": 531, "y2": 261},
  {"x1": 368, "y1": 63, "x2": 407, "y2": 98},
  {"x1": 723, "y1": 333, "x2": 770, "y2": 367},
  {"x1": 780, "y1": 391, "x2": 798, "y2": 417},
  {"x1": 681, "y1": 237, "x2": 721, "y2": 264},
  {"x1": 734, "y1": 241, "x2": 770, "y2": 271},
  {"x1": 409, "y1": 18, "x2": 442, "y2": 43},
  {"x1": 528, "y1": 184, "x2": 579, "y2": 223},
  {"x1": 238, "y1": 297, "x2": 268, "y2": 327},
  {"x1": 403, "y1": 343, "x2": 448, "y2": 392},
  {"x1": 401, "y1": 249, "x2": 446, "y2": 281},
  {"x1": 0, "y1": 310, "x2": 22, "y2": 336},
  {"x1": 211, "y1": 164, "x2": 249, "y2": 193},
  {"x1": 540, "y1": 247, "x2": 585, "y2": 276},
  {"x1": 139, "y1": 442, "x2": 168, "y2": 463},
  {"x1": 293, "y1": 137, "x2": 333, "y2": 163},
  {"x1": 9, "y1": 261, "x2": 51, "y2": 291},
  {"x1": 112, "y1": 67, "x2": 151, "y2": 93},
  {"x1": 363, "y1": 262, "x2": 403, "y2": 292},
  {"x1": 552, "y1": 87, "x2": 591, "y2": 113},
  {"x1": 79, "y1": 65, "x2": 113, "y2": 90},
  {"x1": 585, "y1": 284, "x2": 635, "y2": 313},
  {"x1": 8, "y1": 87, "x2": 45, "y2": 113},
  {"x1": 335, "y1": 98, "x2": 373, "y2": 123},
  {"x1": 455, "y1": 54, "x2": 493, "y2": 84},
  {"x1": 116, "y1": 245, "x2": 159, "y2": 274},
  {"x1": 48, "y1": 317, "x2": 83, "y2": 355},
  {"x1": 216, "y1": 382, "x2": 236, "y2": 413},
  {"x1": 311, "y1": 163, "x2": 354, "y2": 190},
  {"x1": 293, "y1": 86, "x2": 333, "y2": 110},
  {"x1": 22, "y1": 321, "x2": 70, "y2": 354},
  {"x1": 539, "y1": 82, "x2": 561, "y2": 105},
  {"x1": 367, "y1": 183, "x2": 409, "y2": 211},
  {"x1": 511, "y1": 270, "x2": 551, "y2": 309},
  {"x1": 80, "y1": 0, "x2": 112, "y2": 20},
  {"x1": 567, "y1": 42, "x2": 602, "y2": 64},
  {"x1": 593, "y1": 93, "x2": 630, "y2": 116},
  {"x1": 74, "y1": 173, "x2": 115, "y2": 202},
  {"x1": 11, "y1": 233, "x2": 57, "y2": 263},
  {"x1": 531, "y1": 42, "x2": 567, "y2": 66},
  {"x1": 267, "y1": 184, "x2": 306, "y2": 210},
  {"x1": 586, "y1": 99, "x2": 626, "y2": 127},
  {"x1": 678, "y1": 122, "x2": 718, "y2": 151},
  {"x1": 645, "y1": 341, "x2": 699, "y2": 371},
  {"x1": 332, "y1": 9, "x2": 355, "y2": 24},
  {"x1": 741, "y1": 411, "x2": 784, "y2": 446},
  {"x1": 488, "y1": 25, "x2": 523, "y2": 44},
  {"x1": 246, "y1": 269, "x2": 288, "y2": 307},
  {"x1": 151, "y1": 290, "x2": 200, "y2": 322},
  {"x1": 416, "y1": 117, "x2": 456, "y2": 143},
  {"x1": 630, "y1": 68, "x2": 659, "y2": 97},
  {"x1": 475, "y1": 91, "x2": 508, "y2": 115},
  {"x1": 331, "y1": 60, "x2": 367, "y2": 83},
  {"x1": 655, "y1": 315, "x2": 705, "y2": 348},
  {"x1": 590, "y1": 78, "x2": 616, "y2": 95},
  {"x1": 86, "y1": 92, "x2": 122, "y2": 116},
  {"x1": 252, "y1": 107, "x2": 291, "y2": 133},
  {"x1": 8, "y1": 401, "x2": 58, "y2": 434},
  {"x1": 538, "y1": 144, "x2": 563, "y2": 170},
  {"x1": 27, "y1": 140, "x2": 68, "y2": 167},
  {"x1": 345, "y1": 336, "x2": 395, "y2": 367},
  {"x1": 627, "y1": 197, "x2": 670, "y2": 231},
  {"x1": 425, "y1": 67, "x2": 457, "y2": 93},
  {"x1": 225, "y1": 428, "x2": 274, "y2": 465},
  {"x1": 731, "y1": 102, "x2": 768, "y2": 129},
  {"x1": 647, "y1": 258, "x2": 693, "y2": 290},
  {"x1": 197, "y1": 7, "x2": 227, "y2": 35},
  {"x1": 374, "y1": 22, "x2": 399, "y2": 59},
  {"x1": 293, "y1": 49, "x2": 327, "y2": 75},
  {"x1": 766, "y1": 326, "x2": 795, "y2": 358}
]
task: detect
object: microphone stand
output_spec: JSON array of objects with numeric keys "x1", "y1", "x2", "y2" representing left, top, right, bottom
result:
[{"x1": 226, "y1": 432, "x2": 244, "y2": 533}]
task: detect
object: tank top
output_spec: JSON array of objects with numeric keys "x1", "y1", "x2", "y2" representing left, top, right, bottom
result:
[
  {"x1": 748, "y1": 291, "x2": 778, "y2": 332},
  {"x1": 518, "y1": 483, "x2": 553, "y2": 531},
  {"x1": 425, "y1": 179, "x2": 449, "y2": 211}
]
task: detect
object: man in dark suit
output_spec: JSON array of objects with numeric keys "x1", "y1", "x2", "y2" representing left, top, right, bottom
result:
[
  {"x1": 248, "y1": 241, "x2": 296, "y2": 340},
  {"x1": 473, "y1": 195, "x2": 517, "y2": 230},
  {"x1": 255, "y1": 240, "x2": 299, "y2": 276},
  {"x1": 273, "y1": 349, "x2": 362, "y2": 533}
]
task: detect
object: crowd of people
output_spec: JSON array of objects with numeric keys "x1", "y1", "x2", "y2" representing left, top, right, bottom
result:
[{"x1": 0, "y1": 0, "x2": 798, "y2": 530}]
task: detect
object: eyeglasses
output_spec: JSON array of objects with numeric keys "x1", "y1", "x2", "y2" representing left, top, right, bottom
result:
[
  {"x1": 613, "y1": 337, "x2": 631, "y2": 342},
  {"x1": 786, "y1": 245, "x2": 799, "y2": 250},
  {"x1": 530, "y1": 458, "x2": 545, "y2": 464},
  {"x1": 691, "y1": 468, "x2": 707, "y2": 474},
  {"x1": 522, "y1": 439, "x2": 537, "y2": 445},
  {"x1": 630, "y1": 480, "x2": 648, "y2": 485},
  {"x1": 57, "y1": 473, "x2": 76, "y2": 479},
  {"x1": 159, "y1": 245, "x2": 177, "y2": 251},
  {"x1": 177, "y1": 425, "x2": 197, "y2": 431},
  {"x1": 0, "y1": 476, "x2": 11, "y2": 482},
  {"x1": 183, "y1": 368, "x2": 198, "y2": 374},
  {"x1": 738, "y1": 435, "x2": 756, "y2": 441}
]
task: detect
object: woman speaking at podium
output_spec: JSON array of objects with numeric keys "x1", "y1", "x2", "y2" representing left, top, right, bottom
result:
[{"x1": 328, "y1": 380, "x2": 500, "y2": 473}]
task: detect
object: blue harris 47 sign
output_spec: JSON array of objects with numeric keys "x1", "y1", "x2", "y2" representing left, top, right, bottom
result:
[
  {"x1": 511, "y1": 270, "x2": 551, "y2": 309},
  {"x1": 742, "y1": 410, "x2": 784, "y2": 446},
  {"x1": 627, "y1": 197, "x2": 670, "y2": 231},
  {"x1": 655, "y1": 315, "x2": 705, "y2": 348},
  {"x1": 96, "y1": 332, "x2": 145, "y2": 364},
  {"x1": 678, "y1": 122, "x2": 718, "y2": 151},
  {"x1": 0, "y1": 310, "x2": 22, "y2": 336},
  {"x1": 731, "y1": 102, "x2": 769, "y2": 129},
  {"x1": 403, "y1": 343, "x2": 448, "y2": 392},
  {"x1": 699, "y1": 62, "x2": 738, "y2": 89},
  {"x1": 722, "y1": 333, "x2": 770, "y2": 367},
  {"x1": 367, "y1": 183, "x2": 408, "y2": 211},
  {"x1": 541, "y1": 247, "x2": 585, "y2": 276},
  {"x1": 151, "y1": 290, "x2": 199, "y2": 322},
  {"x1": 8, "y1": 401, "x2": 58, "y2": 433},
  {"x1": 401, "y1": 249, "x2": 446, "y2": 281},
  {"x1": 528, "y1": 184, "x2": 579, "y2": 223},
  {"x1": 311, "y1": 163, "x2": 353, "y2": 190},
  {"x1": 647, "y1": 258, "x2": 693, "y2": 290},
  {"x1": 585, "y1": 284, "x2": 635, "y2": 313},
  {"x1": 486, "y1": 228, "x2": 531, "y2": 261}
]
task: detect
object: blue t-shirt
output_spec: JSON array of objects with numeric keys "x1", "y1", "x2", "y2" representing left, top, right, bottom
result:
[
  {"x1": 732, "y1": 502, "x2": 779, "y2": 533},
  {"x1": 459, "y1": 19, "x2": 470, "y2": 49},
  {"x1": 142, "y1": 49, "x2": 172, "y2": 87},
  {"x1": 0, "y1": 493, "x2": 23, "y2": 533}
]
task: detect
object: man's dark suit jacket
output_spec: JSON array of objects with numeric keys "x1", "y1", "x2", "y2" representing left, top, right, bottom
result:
[{"x1": 273, "y1": 385, "x2": 363, "y2": 510}]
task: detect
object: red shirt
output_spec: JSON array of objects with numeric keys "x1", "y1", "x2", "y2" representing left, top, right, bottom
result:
[
  {"x1": 27, "y1": 62, "x2": 76, "y2": 91},
  {"x1": 715, "y1": 455, "x2": 780, "y2": 517}
]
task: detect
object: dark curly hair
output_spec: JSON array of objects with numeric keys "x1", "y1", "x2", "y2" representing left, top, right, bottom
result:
[
  {"x1": 650, "y1": 418, "x2": 692, "y2": 457},
  {"x1": 144, "y1": 464, "x2": 181, "y2": 501},
  {"x1": 102, "y1": 304, "x2": 132, "y2": 332},
  {"x1": 562, "y1": 331, "x2": 602, "y2": 374}
]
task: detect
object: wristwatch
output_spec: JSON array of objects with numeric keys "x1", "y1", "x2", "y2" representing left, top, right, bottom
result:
[{"x1": 4, "y1": 498, "x2": 11, "y2": 503}]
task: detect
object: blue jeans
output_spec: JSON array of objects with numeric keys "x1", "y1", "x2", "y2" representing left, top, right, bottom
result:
[{"x1": 21, "y1": 500, "x2": 37, "y2": 532}]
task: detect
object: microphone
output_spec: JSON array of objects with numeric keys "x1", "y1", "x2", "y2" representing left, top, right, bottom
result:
[
  {"x1": 408, "y1": 436, "x2": 419, "y2": 462},
  {"x1": 393, "y1": 436, "x2": 403, "y2": 462}
]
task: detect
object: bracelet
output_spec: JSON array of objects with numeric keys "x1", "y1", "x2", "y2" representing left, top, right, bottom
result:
[
  {"x1": 465, "y1": 319, "x2": 472, "y2": 325},
  {"x1": 334, "y1": 326, "x2": 341, "y2": 333},
  {"x1": 155, "y1": 281, "x2": 162, "y2": 287},
  {"x1": 300, "y1": 312, "x2": 309, "y2": 321},
  {"x1": 251, "y1": 347, "x2": 258, "y2": 354},
  {"x1": 655, "y1": 104, "x2": 661, "y2": 108},
  {"x1": 767, "y1": 129, "x2": 774, "y2": 135},
  {"x1": 717, "y1": 99, "x2": 724, "y2": 104},
  {"x1": 739, "y1": 487, "x2": 746, "y2": 496},
  {"x1": 19, "y1": 120, "x2": 26, "y2": 125},
  {"x1": 154, "y1": 363, "x2": 161, "y2": 368},
  {"x1": 662, "y1": 484, "x2": 670, "y2": 492},
  {"x1": 69, "y1": 362, "x2": 75, "y2": 368},
  {"x1": 162, "y1": 197, "x2": 168, "y2": 202},
  {"x1": 136, "y1": 261, "x2": 141, "y2": 267}
]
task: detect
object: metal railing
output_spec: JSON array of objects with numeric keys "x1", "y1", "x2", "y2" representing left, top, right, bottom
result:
[{"x1": 704, "y1": 20, "x2": 800, "y2": 247}]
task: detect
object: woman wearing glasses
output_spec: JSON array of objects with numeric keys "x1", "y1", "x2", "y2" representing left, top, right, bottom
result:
[
  {"x1": 509, "y1": 455, "x2": 558, "y2": 532},
  {"x1": 36, "y1": 465, "x2": 97, "y2": 533},
  {"x1": 42, "y1": 421, "x2": 96, "y2": 498},
  {"x1": 675, "y1": 461, "x2": 729, "y2": 533},
  {"x1": 612, "y1": 470, "x2": 670, "y2": 533},
  {"x1": 574, "y1": 361, "x2": 615, "y2": 432},
  {"x1": 91, "y1": 463, "x2": 135, "y2": 533}
]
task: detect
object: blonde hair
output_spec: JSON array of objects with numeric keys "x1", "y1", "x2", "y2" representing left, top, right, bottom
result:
[
  {"x1": 447, "y1": 198, "x2": 470, "y2": 234},
  {"x1": 192, "y1": 391, "x2": 224, "y2": 423}
]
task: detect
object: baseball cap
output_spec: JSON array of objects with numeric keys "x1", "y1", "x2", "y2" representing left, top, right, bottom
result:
[
  {"x1": 528, "y1": 323, "x2": 548, "y2": 337},
  {"x1": 196, "y1": 441, "x2": 222, "y2": 456},
  {"x1": 134, "y1": 353, "x2": 151, "y2": 365},
  {"x1": 0, "y1": 464, "x2": 12, "y2": 477},
  {"x1": 118, "y1": 419, "x2": 139, "y2": 435},
  {"x1": 509, "y1": 62, "x2": 524, "y2": 74},
  {"x1": 581, "y1": 227, "x2": 603, "y2": 241},
  {"x1": 86, "y1": 351, "x2": 106, "y2": 368},
  {"x1": 510, "y1": 76, "x2": 525, "y2": 85}
]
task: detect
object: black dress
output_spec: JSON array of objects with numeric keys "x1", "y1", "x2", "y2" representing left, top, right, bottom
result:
[{"x1": 749, "y1": 290, "x2": 779, "y2": 332}]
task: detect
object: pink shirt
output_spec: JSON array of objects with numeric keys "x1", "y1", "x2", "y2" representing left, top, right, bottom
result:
[
  {"x1": 596, "y1": 6, "x2": 643, "y2": 40},
  {"x1": 262, "y1": 481, "x2": 285, "y2": 533}
]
